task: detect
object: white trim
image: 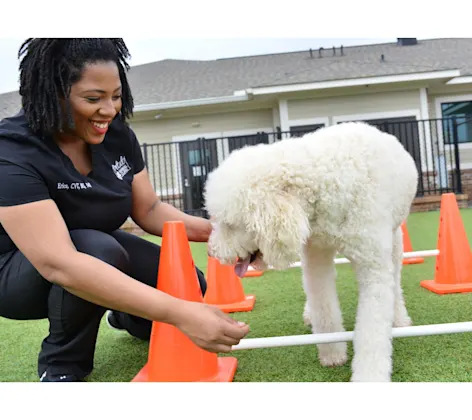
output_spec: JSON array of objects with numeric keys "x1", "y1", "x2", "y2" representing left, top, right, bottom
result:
[
  {"x1": 446, "y1": 76, "x2": 472, "y2": 85},
  {"x1": 134, "y1": 94, "x2": 250, "y2": 112},
  {"x1": 419, "y1": 87, "x2": 434, "y2": 173},
  {"x1": 272, "y1": 107, "x2": 279, "y2": 132},
  {"x1": 172, "y1": 132, "x2": 223, "y2": 143},
  {"x1": 243, "y1": 70, "x2": 461, "y2": 96},
  {"x1": 419, "y1": 88, "x2": 430, "y2": 120},
  {"x1": 434, "y1": 93, "x2": 472, "y2": 118},
  {"x1": 287, "y1": 117, "x2": 330, "y2": 128},
  {"x1": 332, "y1": 109, "x2": 421, "y2": 124},
  {"x1": 278, "y1": 99, "x2": 289, "y2": 132}
]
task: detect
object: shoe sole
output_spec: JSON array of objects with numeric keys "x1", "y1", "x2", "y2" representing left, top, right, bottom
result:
[{"x1": 105, "y1": 310, "x2": 125, "y2": 332}]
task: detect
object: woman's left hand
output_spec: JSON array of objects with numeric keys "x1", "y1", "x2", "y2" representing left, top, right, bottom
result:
[{"x1": 188, "y1": 217, "x2": 212, "y2": 242}]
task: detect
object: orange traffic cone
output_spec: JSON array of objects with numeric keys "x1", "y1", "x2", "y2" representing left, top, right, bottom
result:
[
  {"x1": 420, "y1": 193, "x2": 472, "y2": 294},
  {"x1": 204, "y1": 256, "x2": 256, "y2": 313},
  {"x1": 401, "y1": 221, "x2": 425, "y2": 265},
  {"x1": 243, "y1": 268, "x2": 264, "y2": 278},
  {"x1": 132, "y1": 221, "x2": 238, "y2": 382}
]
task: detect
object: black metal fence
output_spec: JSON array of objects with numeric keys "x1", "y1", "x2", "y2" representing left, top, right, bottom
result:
[{"x1": 140, "y1": 117, "x2": 466, "y2": 217}]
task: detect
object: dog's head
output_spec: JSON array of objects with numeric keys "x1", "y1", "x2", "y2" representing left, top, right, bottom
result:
[{"x1": 204, "y1": 146, "x2": 311, "y2": 277}]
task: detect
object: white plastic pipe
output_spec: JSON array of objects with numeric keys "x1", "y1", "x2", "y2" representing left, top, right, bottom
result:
[
  {"x1": 248, "y1": 249, "x2": 439, "y2": 271},
  {"x1": 231, "y1": 321, "x2": 472, "y2": 351}
]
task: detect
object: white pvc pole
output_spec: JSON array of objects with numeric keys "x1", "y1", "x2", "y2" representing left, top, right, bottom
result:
[
  {"x1": 248, "y1": 249, "x2": 439, "y2": 271},
  {"x1": 231, "y1": 321, "x2": 472, "y2": 351}
]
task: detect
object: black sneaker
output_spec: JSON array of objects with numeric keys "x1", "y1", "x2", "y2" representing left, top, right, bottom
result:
[
  {"x1": 105, "y1": 310, "x2": 125, "y2": 331},
  {"x1": 40, "y1": 371, "x2": 83, "y2": 382}
]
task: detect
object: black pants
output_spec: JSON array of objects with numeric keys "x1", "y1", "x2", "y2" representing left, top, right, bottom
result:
[{"x1": 0, "y1": 229, "x2": 207, "y2": 380}]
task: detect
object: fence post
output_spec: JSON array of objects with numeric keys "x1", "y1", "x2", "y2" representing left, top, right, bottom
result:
[
  {"x1": 452, "y1": 117, "x2": 463, "y2": 194},
  {"x1": 142, "y1": 143, "x2": 149, "y2": 169}
]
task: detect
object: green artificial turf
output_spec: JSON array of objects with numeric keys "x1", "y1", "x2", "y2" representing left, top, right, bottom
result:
[{"x1": 1, "y1": 209, "x2": 472, "y2": 382}]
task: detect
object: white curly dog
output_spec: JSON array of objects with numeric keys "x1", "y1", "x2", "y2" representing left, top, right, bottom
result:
[{"x1": 203, "y1": 121, "x2": 419, "y2": 382}]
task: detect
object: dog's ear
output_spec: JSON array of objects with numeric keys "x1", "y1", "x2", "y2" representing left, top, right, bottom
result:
[{"x1": 246, "y1": 191, "x2": 310, "y2": 270}]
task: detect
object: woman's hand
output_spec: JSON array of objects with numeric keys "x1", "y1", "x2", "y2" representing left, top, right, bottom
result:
[
  {"x1": 130, "y1": 169, "x2": 213, "y2": 242},
  {"x1": 173, "y1": 300, "x2": 250, "y2": 353},
  {"x1": 186, "y1": 216, "x2": 212, "y2": 242}
]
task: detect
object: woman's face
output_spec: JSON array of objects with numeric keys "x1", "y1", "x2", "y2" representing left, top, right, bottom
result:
[{"x1": 63, "y1": 60, "x2": 123, "y2": 144}]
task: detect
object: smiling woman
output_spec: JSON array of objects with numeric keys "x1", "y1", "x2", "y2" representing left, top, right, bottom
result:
[
  {"x1": 0, "y1": 38, "x2": 249, "y2": 383},
  {"x1": 56, "y1": 61, "x2": 124, "y2": 176},
  {"x1": 68, "y1": 62, "x2": 123, "y2": 138}
]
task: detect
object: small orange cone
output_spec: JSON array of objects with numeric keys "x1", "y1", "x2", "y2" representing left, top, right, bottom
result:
[
  {"x1": 132, "y1": 221, "x2": 238, "y2": 382},
  {"x1": 243, "y1": 269, "x2": 264, "y2": 278},
  {"x1": 204, "y1": 256, "x2": 256, "y2": 313},
  {"x1": 401, "y1": 221, "x2": 425, "y2": 265},
  {"x1": 420, "y1": 193, "x2": 472, "y2": 294}
]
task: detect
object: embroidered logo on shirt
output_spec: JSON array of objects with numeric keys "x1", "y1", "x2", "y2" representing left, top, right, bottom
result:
[{"x1": 112, "y1": 156, "x2": 131, "y2": 180}]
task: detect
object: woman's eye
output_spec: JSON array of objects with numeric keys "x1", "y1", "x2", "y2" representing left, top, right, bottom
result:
[{"x1": 86, "y1": 97, "x2": 100, "y2": 103}]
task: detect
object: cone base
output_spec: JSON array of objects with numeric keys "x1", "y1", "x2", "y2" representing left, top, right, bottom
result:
[
  {"x1": 244, "y1": 270, "x2": 264, "y2": 278},
  {"x1": 213, "y1": 294, "x2": 256, "y2": 313},
  {"x1": 131, "y1": 356, "x2": 238, "y2": 382},
  {"x1": 420, "y1": 280, "x2": 472, "y2": 295},
  {"x1": 403, "y1": 257, "x2": 425, "y2": 265}
]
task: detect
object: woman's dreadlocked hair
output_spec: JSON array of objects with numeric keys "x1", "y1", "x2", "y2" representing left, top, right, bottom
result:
[{"x1": 18, "y1": 38, "x2": 134, "y2": 138}]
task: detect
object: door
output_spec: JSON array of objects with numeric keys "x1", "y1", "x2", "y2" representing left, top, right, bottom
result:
[{"x1": 179, "y1": 137, "x2": 219, "y2": 216}]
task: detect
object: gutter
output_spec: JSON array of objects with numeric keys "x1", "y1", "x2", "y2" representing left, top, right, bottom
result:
[
  {"x1": 446, "y1": 76, "x2": 472, "y2": 85},
  {"x1": 133, "y1": 91, "x2": 251, "y2": 113},
  {"x1": 240, "y1": 70, "x2": 462, "y2": 96}
]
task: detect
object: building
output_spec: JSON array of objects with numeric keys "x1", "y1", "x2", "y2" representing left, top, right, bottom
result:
[{"x1": 2, "y1": 37, "x2": 472, "y2": 216}]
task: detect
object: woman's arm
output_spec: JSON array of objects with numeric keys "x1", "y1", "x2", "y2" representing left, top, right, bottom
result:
[
  {"x1": 130, "y1": 168, "x2": 212, "y2": 242},
  {"x1": 0, "y1": 199, "x2": 184, "y2": 322},
  {"x1": 0, "y1": 199, "x2": 249, "y2": 353}
]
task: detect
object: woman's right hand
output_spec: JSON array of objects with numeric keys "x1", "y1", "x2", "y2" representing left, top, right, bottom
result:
[{"x1": 174, "y1": 300, "x2": 250, "y2": 353}]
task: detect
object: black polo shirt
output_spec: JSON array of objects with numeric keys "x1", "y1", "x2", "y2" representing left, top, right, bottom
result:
[{"x1": 0, "y1": 109, "x2": 145, "y2": 257}]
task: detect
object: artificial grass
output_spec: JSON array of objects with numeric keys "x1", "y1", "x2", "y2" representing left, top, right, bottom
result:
[{"x1": 1, "y1": 209, "x2": 472, "y2": 382}]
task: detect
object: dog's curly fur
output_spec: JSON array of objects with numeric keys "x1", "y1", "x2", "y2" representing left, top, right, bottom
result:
[{"x1": 204, "y1": 122, "x2": 419, "y2": 382}]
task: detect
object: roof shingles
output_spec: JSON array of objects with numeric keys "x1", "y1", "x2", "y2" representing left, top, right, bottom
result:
[{"x1": 1, "y1": 38, "x2": 472, "y2": 119}]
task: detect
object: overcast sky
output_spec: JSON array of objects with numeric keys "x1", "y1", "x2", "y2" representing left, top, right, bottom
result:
[
  {"x1": 0, "y1": 37, "x2": 399, "y2": 95},
  {"x1": 0, "y1": 0, "x2": 462, "y2": 95}
]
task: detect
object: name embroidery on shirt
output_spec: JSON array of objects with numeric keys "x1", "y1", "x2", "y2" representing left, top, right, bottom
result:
[
  {"x1": 112, "y1": 156, "x2": 131, "y2": 180},
  {"x1": 57, "y1": 182, "x2": 92, "y2": 190}
]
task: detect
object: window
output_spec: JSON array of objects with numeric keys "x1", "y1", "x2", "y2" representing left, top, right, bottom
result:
[
  {"x1": 441, "y1": 100, "x2": 472, "y2": 144},
  {"x1": 187, "y1": 148, "x2": 210, "y2": 166}
]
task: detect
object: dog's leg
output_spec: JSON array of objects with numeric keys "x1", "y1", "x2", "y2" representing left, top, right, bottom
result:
[
  {"x1": 392, "y1": 226, "x2": 412, "y2": 328},
  {"x1": 302, "y1": 242, "x2": 347, "y2": 367},
  {"x1": 349, "y1": 230, "x2": 395, "y2": 382}
]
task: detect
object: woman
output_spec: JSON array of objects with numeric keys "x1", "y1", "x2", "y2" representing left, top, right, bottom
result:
[{"x1": 0, "y1": 38, "x2": 249, "y2": 382}]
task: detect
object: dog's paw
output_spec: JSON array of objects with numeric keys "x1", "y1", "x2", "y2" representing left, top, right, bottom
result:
[
  {"x1": 303, "y1": 311, "x2": 312, "y2": 327},
  {"x1": 393, "y1": 315, "x2": 413, "y2": 328},
  {"x1": 318, "y1": 343, "x2": 348, "y2": 367},
  {"x1": 302, "y1": 303, "x2": 312, "y2": 326}
]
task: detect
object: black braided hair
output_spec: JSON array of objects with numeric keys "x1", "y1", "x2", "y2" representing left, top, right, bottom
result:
[{"x1": 17, "y1": 38, "x2": 134, "y2": 138}]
